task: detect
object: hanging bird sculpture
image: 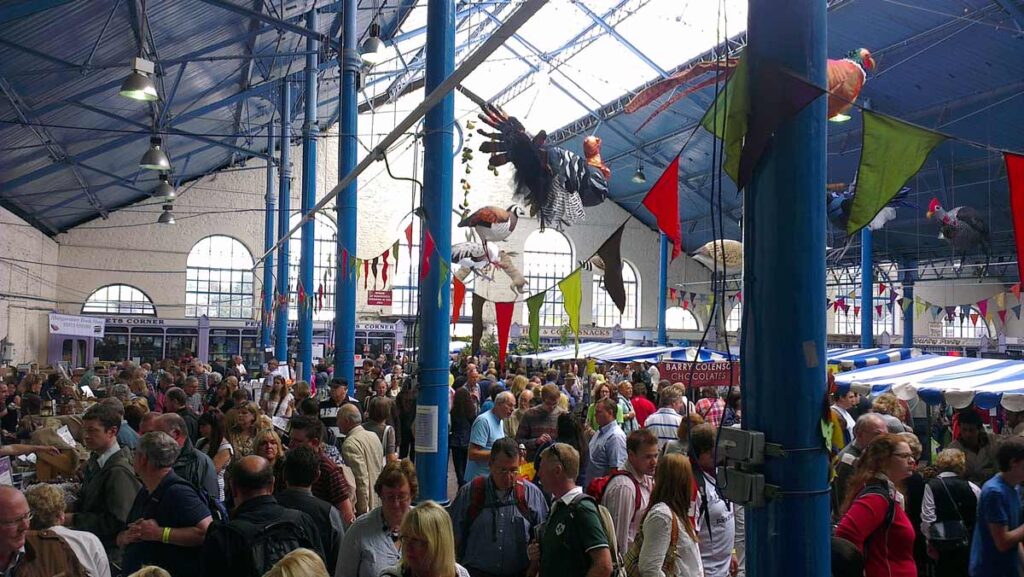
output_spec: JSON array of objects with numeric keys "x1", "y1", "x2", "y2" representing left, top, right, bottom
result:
[
  {"x1": 827, "y1": 48, "x2": 876, "y2": 119},
  {"x1": 691, "y1": 239, "x2": 744, "y2": 276},
  {"x1": 451, "y1": 241, "x2": 499, "y2": 281},
  {"x1": 477, "y1": 102, "x2": 610, "y2": 231},
  {"x1": 457, "y1": 204, "x2": 525, "y2": 254},
  {"x1": 827, "y1": 180, "x2": 913, "y2": 233},
  {"x1": 927, "y1": 198, "x2": 992, "y2": 273}
]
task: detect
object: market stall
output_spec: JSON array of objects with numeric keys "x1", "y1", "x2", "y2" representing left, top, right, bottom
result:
[{"x1": 826, "y1": 347, "x2": 922, "y2": 371}]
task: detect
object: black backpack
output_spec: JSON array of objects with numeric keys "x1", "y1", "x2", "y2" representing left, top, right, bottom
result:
[{"x1": 224, "y1": 517, "x2": 317, "y2": 576}]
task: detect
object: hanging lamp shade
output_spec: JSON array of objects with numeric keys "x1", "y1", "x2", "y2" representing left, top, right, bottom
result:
[
  {"x1": 152, "y1": 174, "x2": 175, "y2": 200},
  {"x1": 360, "y1": 23, "x2": 388, "y2": 66},
  {"x1": 631, "y1": 162, "x2": 647, "y2": 184},
  {"x1": 119, "y1": 57, "x2": 159, "y2": 101},
  {"x1": 140, "y1": 136, "x2": 171, "y2": 171},
  {"x1": 157, "y1": 204, "x2": 175, "y2": 225}
]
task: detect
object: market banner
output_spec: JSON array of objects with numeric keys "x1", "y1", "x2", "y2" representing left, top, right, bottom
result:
[
  {"x1": 48, "y1": 313, "x2": 105, "y2": 338},
  {"x1": 658, "y1": 360, "x2": 740, "y2": 388},
  {"x1": 367, "y1": 290, "x2": 392, "y2": 307}
]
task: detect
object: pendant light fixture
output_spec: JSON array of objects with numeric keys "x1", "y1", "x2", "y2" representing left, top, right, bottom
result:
[
  {"x1": 140, "y1": 136, "x2": 171, "y2": 171},
  {"x1": 631, "y1": 156, "x2": 647, "y2": 184},
  {"x1": 157, "y1": 204, "x2": 175, "y2": 225},
  {"x1": 360, "y1": 1, "x2": 387, "y2": 66},
  {"x1": 151, "y1": 173, "x2": 175, "y2": 200},
  {"x1": 120, "y1": 0, "x2": 159, "y2": 101}
]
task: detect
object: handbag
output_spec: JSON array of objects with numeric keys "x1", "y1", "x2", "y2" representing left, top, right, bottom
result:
[
  {"x1": 623, "y1": 510, "x2": 680, "y2": 577},
  {"x1": 927, "y1": 477, "x2": 970, "y2": 552}
]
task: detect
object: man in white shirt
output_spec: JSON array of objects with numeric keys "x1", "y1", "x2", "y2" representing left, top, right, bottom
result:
[
  {"x1": 601, "y1": 429, "x2": 657, "y2": 554},
  {"x1": 830, "y1": 388, "x2": 858, "y2": 444},
  {"x1": 644, "y1": 385, "x2": 691, "y2": 449},
  {"x1": 232, "y1": 355, "x2": 247, "y2": 377}
]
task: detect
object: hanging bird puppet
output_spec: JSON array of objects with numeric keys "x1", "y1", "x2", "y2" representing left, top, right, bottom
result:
[
  {"x1": 827, "y1": 48, "x2": 876, "y2": 119},
  {"x1": 451, "y1": 241, "x2": 500, "y2": 282},
  {"x1": 477, "y1": 102, "x2": 610, "y2": 231},
  {"x1": 827, "y1": 180, "x2": 913, "y2": 233},
  {"x1": 927, "y1": 198, "x2": 992, "y2": 273},
  {"x1": 457, "y1": 204, "x2": 525, "y2": 255},
  {"x1": 691, "y1": 239, "x2": 744, "y2": 277}
]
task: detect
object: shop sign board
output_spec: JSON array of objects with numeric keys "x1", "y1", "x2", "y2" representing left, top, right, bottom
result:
[
  {"x1": 49, "y1": 313, "x2": 105, "y2": 337},
  {"x1": 367, "y1": 290, "x2": 393, "y2": 306},
  {"x1": 658, "y1": 360, "x2": 740, "y2": 388}
]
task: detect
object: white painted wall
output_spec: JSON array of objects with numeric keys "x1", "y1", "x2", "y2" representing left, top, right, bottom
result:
[{"x1": 0, "y1": 207, "x2": 59, "y2": 364}]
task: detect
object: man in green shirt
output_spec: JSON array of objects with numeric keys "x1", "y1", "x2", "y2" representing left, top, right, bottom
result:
[{"x1": 529, "y1": 442, "x2": 612, "y2": 577}]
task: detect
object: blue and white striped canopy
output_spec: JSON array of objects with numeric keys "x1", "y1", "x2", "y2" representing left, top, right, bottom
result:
[
  {"x1": 826, "y1": 347, "x2": 922, "y2": 370},
  {"x1": 833, "y1": 355, "x2": 1024, "y2": 411},
  {"x1": 510, "y1": 343, "x2": 735, "y2": 363}
]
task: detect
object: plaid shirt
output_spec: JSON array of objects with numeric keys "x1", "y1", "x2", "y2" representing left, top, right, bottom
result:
[
  {"x1": 695, "y1": 397, "x2": 725, "y2": 427},
  {"x1": 313, "y1": 452, "x2": 353, "y2": 510}
]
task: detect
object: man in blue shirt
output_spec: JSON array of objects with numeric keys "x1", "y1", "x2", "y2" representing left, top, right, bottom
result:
[
  {"x1": 465, "y1": 391, "x2": 516, "y2": 481},
  {"x1": 585, "y1": 398, "x2": 627, "y2": 487},
  {"x1": 970, "y1": 436, "x2": 1024, "y2": 577}
]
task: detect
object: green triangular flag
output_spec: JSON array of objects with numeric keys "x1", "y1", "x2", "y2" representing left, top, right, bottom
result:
[
  {"x1": 700, "y1": 55, "x2": 749, "y2": 186},
  {"x1": 392, "y1": 241, "x2": 400, "y2": 271},
  {"x1": 558, "y1": 269, "x2": 583, "y2": 356},
  {"x1": 438, "y1": 259, "x2": 450, "y2": 309},
  {"x1": 847, "y1": 111, "x2": 948, "y2": 235},
  {"x1": 527, "y1": 291, "x2": 546, "y2": 349}
]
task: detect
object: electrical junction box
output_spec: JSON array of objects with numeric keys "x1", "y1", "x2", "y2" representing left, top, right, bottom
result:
[
  {"x1": 717, "y1": 427, "x2": 765, "y2": 465},
  {"x1": 718, "y1": 466, "x2": 766, "y2": 508}
]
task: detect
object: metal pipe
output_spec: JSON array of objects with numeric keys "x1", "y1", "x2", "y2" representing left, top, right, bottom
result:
[
  {"x1": 262, "y1": 121, "x2": 276, "y2": 350},
  {"x1": 298, "y1": 8, "x2": 318, "y2": 384},
  {"x1": 902, "y1": 259, "x2": 917, "y2": 348},
  {"x1": 335, "y1": 0, "x2": 359, "y2": 396},
  {"x1": 658, "y1": 233, "x2": 668, "y2": 345},
  {"x1": 274, "y1": 80, "x2": 292, "y2": 362},
  {"x1": 860, "y1": 228, "x2": 873, "y2": 347},
  {"x1": 744, "y1": 1, "x2": 829, "y2": 575},
  {"x1": 416, "y1": 0, "x2": 456, "y2": 504}
]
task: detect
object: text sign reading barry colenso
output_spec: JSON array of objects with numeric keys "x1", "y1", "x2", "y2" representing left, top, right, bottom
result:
[{"x1": 658, "y1": 361, "x2": 740, "y2": 388}]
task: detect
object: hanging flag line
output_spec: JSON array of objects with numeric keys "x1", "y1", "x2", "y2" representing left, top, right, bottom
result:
[{"x1": 825, "y1": 281, "x2": 1024, "y2": 326}]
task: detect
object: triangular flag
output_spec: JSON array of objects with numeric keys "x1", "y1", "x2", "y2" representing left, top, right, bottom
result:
[
  {"x1": 683, "y1": 300, "x2": 690, "y2": 310},
  {"x1": 736, "y1": 292, "x2": 742, "y2": 303},
  {"x1": 558, "y1": 269, "x2": 583, "y2": 355},
  {"x1": 960, "y1": 305, "x2": 972, "y2": 319},
  {"x1": 1006, "y1": 153, "x2": 1024, "y2": 284},
  {"x1": 933, "y1": 306, "x2": 943, "y2": 319},
  {"x1": 526, "y1": 291, "x2": 546, "y2": 349},
  {"x1": 392, "y1": 241, "x2": 400, "y2": 272},
  {"x1": 452, "y1": 277, "x2": 466, "y2": 325},
  {"x1": 996, "y1": 293, "x2": 1006, "y2": 310},
  {"x1": 1013, "y1": 283, "x2": 1022, "y2": 301},
  {"x1": 405, "y1": 222, "x2": 414, "y2": 257},
  {"x1": 438, "y1": 259, "x2": 450, "y2": 309},
  {"x1": 853, "y1": 306, "x2": 861, "y2": 316},
  {"x1": 381, "y1": 250, "x2": 390, "y2": 287},
  {"x1": 596, "y1": 223, "x2": 627, "y2": 313},
  {"x1": 420, "y1": 230, "x2": 435, "y2": 281},
  {"x1": 354, "y1": 258, "x2": 362, "y2": 282},
  {"x1": 371, "y1": 257, "x2": 379, "y2": 290},
  {"x1": 826, "y1": 297, "x2": 832, "y2": 310},
  {"x1": 879, "y1": 283, "x2": 887, "y2": 296},
  {"x1": 875, "y1": 304, "x2": 883, "y2": 317},
  {"x1": 885, "y1": 303, "x2": 893, "y2": 314},
  {"x1": 977, "y1": 299, "x2": 988, "y2": 319},
  {"x1": 735, "y1": 61, "x2": 824, "y2": 190},
  {"x1": 641, "y1": 155, "x2": 682, "y2": 260},
  {"x1": 999, "y1": 310, "x2": 1008, "y2": 325},
  {"x1": 471, "y1": 293, "x2": 485, "y2": 355},
  {"x1": 669, "y1": 288, "x2": 677, "y2": 302},
  {"x1": 1015, "y1": 304, "x2": 1023, "y2": 320},
  {"x1": 341, "y1": 248, "x2": 349, "y2": 279},
  {"x1": 944, "y1": 306, "x2": 957, "y2": 320},
  {"x1": 847, "y1": 111, "x2": 948, "y2": 235},
  {"x1": 495, "y1": 301, "x2": 514, "y2": 370},
  {"x1": 970, "y1": 313, "x2": 979, "y2": 326},
  {"x1": 700, "y1": 56, "x2": 748, "y2": 186},
  {"x1": 363, "y1": 259, "x2": 370, "y2": 290}
]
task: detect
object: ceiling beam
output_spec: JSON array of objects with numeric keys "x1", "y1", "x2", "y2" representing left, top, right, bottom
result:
[
  {"x1": 0, "y1": 0, "x2": 77, "y2": 25},
  {"x1": 196, "y1": 0, "x2": 340, "y2": 50},
  {"x1": 572, "y1": 1, "x2": 668, "y2": 79}
]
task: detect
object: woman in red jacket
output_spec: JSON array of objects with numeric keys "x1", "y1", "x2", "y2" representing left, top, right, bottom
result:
[{"x1": 835, "y1": 433, "x2": 918, "y2": 577}]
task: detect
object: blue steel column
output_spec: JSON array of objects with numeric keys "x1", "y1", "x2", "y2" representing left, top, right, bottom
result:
[
  {"x1": 261, "y1": 122, "x2": 276, "y2": 350},
  {"x1": 335, "y1": 0, "x2": 358, "y2": 396},
  {"x1": 297, "y1": 7, "x2": 319, "y2": 383},
  {"x1": 657, "y1": 233, "x2": 668, "y2": 345},
  {"x1": 860, "y1": 228, "x2": 874, "y2": 348},
  {"x1": 902, "y1": 259, "x2": 917, "y2": 347},
  {"x1": 417, "y1": 0, "x2": 455, "y2": 503},
  {"x1": 275, "y1": 81, "x2": 293, "y2": 362},
  {"x1": 743, "y1": 1, "x2": 829, "y2": 576}
]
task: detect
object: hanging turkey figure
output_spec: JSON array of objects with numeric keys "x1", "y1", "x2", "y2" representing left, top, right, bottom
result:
[
  {"x1": 457, "y1": 204, "x2": 525, "y2": 255},
  {"x1": 927, "y1": 198, "x2": 992, "y2": 276},
  {"x1": 477, "y1": 102, "x2": 610, "y2": 231}
]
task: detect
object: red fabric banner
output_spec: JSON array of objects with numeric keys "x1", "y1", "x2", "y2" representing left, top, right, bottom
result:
[
  {"x1": 641, "y1": 155, "x2": 682, "y2": 260},
  {"x1": 381, "y1": 250, "x2": 390, "y2": 287},
  {"x1": 495, "y1": 301, "x2": 515, "y2": 370},
  {"x1": 452, "y1": 277, "x2": 466, "y2": 325},
  {"x1": 977, "y1": 299, "x2": 989, "y2": 319},
  {"x1": 405, "y1": 222, "x2": 414, "y2": 257},
  {"x1": 341, "y1": 248, "x2": 348, "y2": 279},
  {"x1": 420, "y1": 230, "x2": 435, "y2": 281},
  {"x1": 1008, "y1": 153, "x2": 1024, "y2": 285}
]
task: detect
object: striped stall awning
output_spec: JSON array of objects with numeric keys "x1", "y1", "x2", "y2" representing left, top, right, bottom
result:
[{"x1": 826, "y1": 347, "x2": 922, "y2": 370}]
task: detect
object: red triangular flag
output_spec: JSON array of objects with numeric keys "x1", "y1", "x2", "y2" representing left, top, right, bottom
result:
[
  {"x1": 854, "y1": 306, "x2": 861, "y2": 316},
  {"x1": 977, "y1": 299, "x2": 988, "y2": 319},
  {"x1": 970, "y1": 313, "x2": 979, "y2": 326},
  {"x1": 669, "y1": 288, "x2": 677, "y2": 301},
  {"x1": 999, "y1": 309, "x2": 1008, "y2": 325},
  {"x1": 875, "y1": 304, "x2": 882, "y2": 317},
  {"x1": 341, "y1": 248, "x2": 348, "y2": 279},
  {"x1": 381, "y1": 250, "x2": 390, "y2": 287},
  {"x1": 420, "y1": 230, "x2": 435, "y2": 281},
  {"x1": 363, "y1": 259, "x2": 369, "y2": 289},
  {"x1": 1013, "y1": 283, "x2": 1022, "y2": 301},
  {"x1": 405, "y1": 222, "x2": 414, "y2": 257},
  {"x1": 641, "y1": 154, "x2": 682, "y2": 260},
  {"x1": 452, "y1": 277, "x2": 466, "y2": 325},
  {"x1": 879, "y1": 283, "x2": 886, "y2": 296},
  {"x1": 1007, "y1": 153, "x2": 1024, "y2": 285},
  {"x1": 683, "y1": 300, "x2": 689, "y2": 310},
  {"x1": 495, "y1": 301, "x2": 515, "y2": 371},
  {"x1": 736, "y1": 291, "x2": 742, "y2": 303}
]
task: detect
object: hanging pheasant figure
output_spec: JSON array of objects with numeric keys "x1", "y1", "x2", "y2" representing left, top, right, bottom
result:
[
  {"x1": 477, "y1": 102, "x2": 610, "y2": 231},
  {"x1": 827, "y1": 48, "x2": 876, "y2": 119},
  {"x1": 457, "y1": 204, "x2": 525, "y2": 255}
]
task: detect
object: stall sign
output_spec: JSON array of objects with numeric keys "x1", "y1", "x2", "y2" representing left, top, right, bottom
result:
[
  {"x1": 367, "y1": 290, "x2": 393, "y2": 307},
  {"x1": 526, "y1": 326, "x2": 615, "y2": 339},
  {"x1": 658, "y1": 361, "x2": 740, "y2": 388},
  {"x1": 49, "y1": 313, "x2": 105, "y2": 338}
]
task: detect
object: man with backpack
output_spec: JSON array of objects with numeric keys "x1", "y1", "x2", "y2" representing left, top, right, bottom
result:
[
  {"x1": 449, "y1": 437, "x2": 548, "y2": 577},
  {"x1": 595, "y1": 429, "x2": 658, "y2": 554},
  {"x1": 199, "y1": 455, "x2": 323, "y2": 577},
  {"x1": 531, "y1": 443, "x2": 613, "y2": 577}
]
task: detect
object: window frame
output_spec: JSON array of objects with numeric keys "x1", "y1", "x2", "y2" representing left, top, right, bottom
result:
[
  {"x1": 82, "y1": 284, "x2": 157, "y2": 316},
  {"x1": 186, "y1": 235, "x2": 255, "y2": 319}
]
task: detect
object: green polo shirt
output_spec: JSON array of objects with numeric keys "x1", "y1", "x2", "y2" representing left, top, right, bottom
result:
[{"x1": 540, "y1": 489, "x2": 609, "y2": 577}]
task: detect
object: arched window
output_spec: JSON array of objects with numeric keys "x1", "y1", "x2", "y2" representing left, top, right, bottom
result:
[
  {"x1": 522, "y1": 230, "x2": 574, "y2": 327},
  {"x1": 83, "y1": 284, "x2": 156, "y2": 316},
  {"x1": 592, "y1": 261, "x2": 640, "y2": 328},
  {"x1": 186, "y1": 236, "x2": 254, "y2": 319},
  {"x1": 391, "y1": 219, "x2": 474, "y2": 319},
  {"x1": 665, "y1": 306, "x2": 700, "y2": 331},
  {"x1": 288, "y1": 214, "x2": 338, "y2": 321},
  {"x1": 941, "y1": 306, "x2": 993, "y2": 339},
  {"x1": 725, "y1": 302, "x2": 742, "y2": 332}
]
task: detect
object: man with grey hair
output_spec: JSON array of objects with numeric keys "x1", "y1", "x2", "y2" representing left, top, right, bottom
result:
[
  {"x1": 99, "y1": 397, "x2": 139, "y2": 451},
  {"x1": 152, "y1": 413, "x2": 219, "y2": 499},
  {"x1": 643, "y1": 384, "x2": 692, "y2": 450},
  {"x1": 339, "y1": 404, "x2": 384, "y2": 516},
  {"x1": 118, "y1": 431, "x2": 212, "y2": 576},
  {"x1": 109, "y1": 383, "x2": 131, "y2": 403},
  {"x1": 465, "y1": 390, "x2": 516, "y2": 481},
  {"x1": 832, "y1": 413, "x2": 888, "y2": 517}
]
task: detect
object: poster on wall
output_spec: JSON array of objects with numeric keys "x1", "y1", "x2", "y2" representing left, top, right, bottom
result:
[
  {"x1": 367, "y1": 290, "x2": 393, "y2": 307},
  {"x1": 48, "y1": 313, "x2": 105, "y2": 338},
  {"x1": 658, "y1": 360, "x2": 740, "y2": 388}
]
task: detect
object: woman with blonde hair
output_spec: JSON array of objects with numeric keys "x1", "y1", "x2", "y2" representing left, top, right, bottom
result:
[
  {"x1": 225, "y1": 402, "x2": 262, "y2": 457},
  {"x1": 381, "y1": 501, "x2": 470, "y2": 577},
  {"x1": 624, "y1": 453, "x2": 703, "y2": 577},
  {"x1": 254, "y1": 428, "x2": 287, "y2": 491},
  {"x1": 261, "y1": 375, "x2": 293, "y2": 418},
  {"x1": 921, "y1": 448, "x2": 979, "y2": 577},
  {"x1": 509, "y1": 374, "x2": 529, "y2": 399},
  {"x1": 24, "y1": 483, "x2": 111, "y2": 577},
  {"x1": 262, "y1": 548, "x2": 329, "y2": 577},
  {"x1": 126, "y1": 568, "x2": 170, "y2": 577}
]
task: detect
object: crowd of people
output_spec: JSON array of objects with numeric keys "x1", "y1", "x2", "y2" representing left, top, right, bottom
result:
[{"x1": 2, "y1": 351, "x2": 1023, "y2": 577}]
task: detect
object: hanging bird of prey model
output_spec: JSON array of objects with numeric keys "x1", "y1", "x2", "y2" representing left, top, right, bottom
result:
[
  {"x1": 457, "y1": 204, "x2": 525, "y2": 254},
  {"x1": 691, "y1": 239, "x2": 743, "y2": 276},
  {"x1": 477, "y1": 102, "x2": 610, "y2": 231}
]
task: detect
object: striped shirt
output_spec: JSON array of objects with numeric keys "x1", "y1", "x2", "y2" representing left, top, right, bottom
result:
[{"x1": 644, "y1": 408, "x2": 683, "y2": 449}]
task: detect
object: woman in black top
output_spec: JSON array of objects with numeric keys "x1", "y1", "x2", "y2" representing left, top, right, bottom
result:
[{"x1": 923, "y1": 448, "x2": 979, "y2": 577}]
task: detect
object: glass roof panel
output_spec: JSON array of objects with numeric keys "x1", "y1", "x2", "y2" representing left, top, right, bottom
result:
[{"x1": 615, "y1": 0, "x2": 748, "y2": 70}]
